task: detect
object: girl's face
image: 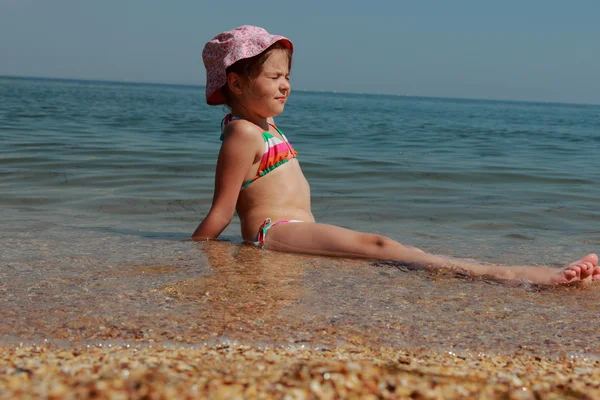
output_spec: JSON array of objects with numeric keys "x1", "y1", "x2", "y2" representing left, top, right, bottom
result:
[{"x1": 241, "y1": 49, "x2": 291, "y2": 118}]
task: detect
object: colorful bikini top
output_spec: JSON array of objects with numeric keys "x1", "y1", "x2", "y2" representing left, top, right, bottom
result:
[{"x1": 221, "y1": 114, "x2": 298, "y2": 189}]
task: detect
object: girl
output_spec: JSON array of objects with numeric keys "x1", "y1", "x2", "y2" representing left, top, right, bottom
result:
[{"x1": 193, "y1": 25, "x2": 599, "y2": 285}]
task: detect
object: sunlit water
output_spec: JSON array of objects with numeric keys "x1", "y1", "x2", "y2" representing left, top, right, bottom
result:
[{"x1": 1, "y1": 76, "x2": 600, "y2": 357}]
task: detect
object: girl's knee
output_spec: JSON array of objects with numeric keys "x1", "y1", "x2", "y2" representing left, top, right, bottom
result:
[
  {"x1": 362, "y1": 234, "x2": 395, "y2": 252},
  {"x1": 360, "y1": 233, "x2": 424, "y2": 258}
]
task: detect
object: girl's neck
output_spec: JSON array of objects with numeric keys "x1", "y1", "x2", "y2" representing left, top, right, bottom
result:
[{"x1": 229, "y1": 106, "x2": 271, "y2": 131}]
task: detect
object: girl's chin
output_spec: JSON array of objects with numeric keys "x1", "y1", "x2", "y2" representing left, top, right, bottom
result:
[{"x1": 270, "y1": 106, "x2": 285, "y2": 116}]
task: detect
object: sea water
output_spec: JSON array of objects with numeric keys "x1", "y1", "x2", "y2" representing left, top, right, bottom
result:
[{"x1": 1, "y1": 76, "x2": 600, "y2": 356}]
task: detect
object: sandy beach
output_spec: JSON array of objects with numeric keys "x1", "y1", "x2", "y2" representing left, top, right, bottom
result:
[{"x1": 2, "y1": 343, "x2": 599, "y2": 399}]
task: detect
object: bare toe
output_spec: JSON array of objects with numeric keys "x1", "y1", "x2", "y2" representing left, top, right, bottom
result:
[
  {"x1": 564, "y1": 269, "x2": 577, "y2": 280},
  {"x1": 580, "y1": 262, "x2": 594, "y2": 280},
  {"x1": 593, "y1": 266, "x2": 600, "y2": 281},
  {"x1": 570, "y1": 254, "x2": 599, "y2": 268},
  {"x1": 564, "y1": 265, "x2": 581, "y2": 282}
]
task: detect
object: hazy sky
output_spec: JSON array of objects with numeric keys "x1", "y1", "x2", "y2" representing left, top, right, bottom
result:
[{"x1": 1, "y1": 0, "x2": 599, "y2": 104}]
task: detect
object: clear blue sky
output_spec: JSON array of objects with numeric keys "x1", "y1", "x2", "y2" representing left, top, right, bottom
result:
[{"x1": 1, "y1": 0, "x2": 599, "y2": 104}]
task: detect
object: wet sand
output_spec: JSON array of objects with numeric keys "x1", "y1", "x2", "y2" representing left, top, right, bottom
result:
[{"x1": 2, "y1": 241, "x2": 600, "y2": 398}]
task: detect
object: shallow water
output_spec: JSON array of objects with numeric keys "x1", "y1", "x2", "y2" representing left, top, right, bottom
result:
[
  {"x1": 2, "y1": 233, "x2": 600, "y2": 358},
  {"x1": 1, "y1": 76, "x2": 600, "y2": 357}
]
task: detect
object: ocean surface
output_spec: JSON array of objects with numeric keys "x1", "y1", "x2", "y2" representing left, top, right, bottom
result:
[{"x1": 1, "y1": 76, "x2": 600, "y2": 357}]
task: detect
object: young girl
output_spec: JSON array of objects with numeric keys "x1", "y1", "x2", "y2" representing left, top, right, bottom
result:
[{"x1": 193, "y1": 25, "x2": 599, "y2": 285}]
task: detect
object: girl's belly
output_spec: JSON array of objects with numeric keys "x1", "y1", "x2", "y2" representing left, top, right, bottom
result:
[{"x1": 236, "y1": 161, "x2": 313, "y2": 241}]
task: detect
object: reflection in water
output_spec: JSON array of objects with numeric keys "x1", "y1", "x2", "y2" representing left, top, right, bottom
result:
[{"x1": 162, "y1": 241, "x2": 311, "y2": 343}]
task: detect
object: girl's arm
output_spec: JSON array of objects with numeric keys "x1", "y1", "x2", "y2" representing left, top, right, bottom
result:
[{"x1": 192, "y1": 122, "x2": 261, "y2": 240}]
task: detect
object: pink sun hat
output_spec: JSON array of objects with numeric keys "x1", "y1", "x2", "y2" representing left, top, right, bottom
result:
[{"x1": 202, "y1": 25, "x2": 294, "y2": 105}]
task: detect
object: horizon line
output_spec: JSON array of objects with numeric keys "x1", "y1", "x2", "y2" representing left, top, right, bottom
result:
[{"x1": 1, "y1": 74, "x2": 598, "y2": 107}]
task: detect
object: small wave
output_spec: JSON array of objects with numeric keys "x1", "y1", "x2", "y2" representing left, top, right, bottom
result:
[{"x1": 504, "y1": 233, "x2": 535, "y2": 240}]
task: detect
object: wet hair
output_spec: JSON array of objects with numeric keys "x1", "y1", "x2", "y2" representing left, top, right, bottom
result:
[{"x1": 221, "y1": 41, "x2": 292, "y2": 107}]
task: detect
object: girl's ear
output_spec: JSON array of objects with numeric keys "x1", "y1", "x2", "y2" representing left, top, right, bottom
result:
[{"x1": 226, "y1": 72, "x2": 244, "y2": 96}]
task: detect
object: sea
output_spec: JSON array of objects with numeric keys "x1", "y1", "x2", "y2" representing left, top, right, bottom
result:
[{"x1": 1, "y1": 76, "x2": 600, "y2": 357}]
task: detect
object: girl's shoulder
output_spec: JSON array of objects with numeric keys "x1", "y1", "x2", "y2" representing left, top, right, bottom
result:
[
  {"x1": 220, "y1": 119, "x2": 265, "y2": 157},
  {"x1": 221, "y1": 119, "x2": 263, "y2": 142}
]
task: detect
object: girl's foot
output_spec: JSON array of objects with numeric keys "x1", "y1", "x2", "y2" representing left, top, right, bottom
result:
[{"x1": 551, "y1": 253, "x2": 599, "y2": 284}]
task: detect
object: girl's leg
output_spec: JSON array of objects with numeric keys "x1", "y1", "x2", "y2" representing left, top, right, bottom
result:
[{"x1": 264, "y1": 222, "x2": 599, "y2": 285}]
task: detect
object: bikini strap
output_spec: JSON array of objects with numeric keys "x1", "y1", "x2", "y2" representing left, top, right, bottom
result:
[
  {"x1": 220, "y1": 113, "x2": 240, "y2": 141},
  {"x1": 220, "y1": 114, "x2": 288, "y2": 143}
]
